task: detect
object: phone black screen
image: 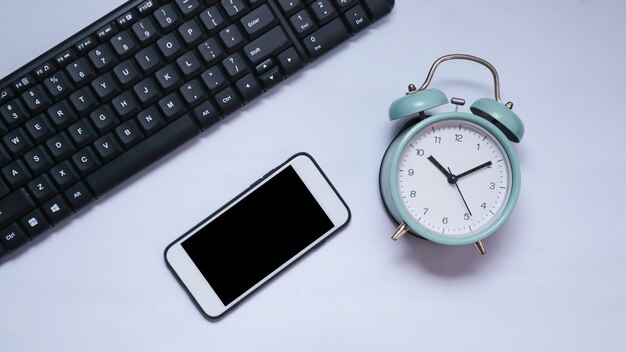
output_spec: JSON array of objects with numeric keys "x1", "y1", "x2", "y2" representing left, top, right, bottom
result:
[{"x1": 182, "y1": 166, "x2": 334, "y2": 306}]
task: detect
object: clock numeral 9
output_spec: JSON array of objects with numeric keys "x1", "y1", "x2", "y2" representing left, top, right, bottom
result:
[
  {"x1": 442, "y1": 217, "x2": 448, "y2": 224},
  {"x1": 408, "y1": 169, "x2": 415, "y2": 176}
]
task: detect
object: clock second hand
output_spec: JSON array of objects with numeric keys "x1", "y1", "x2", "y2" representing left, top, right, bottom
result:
[{"x1": 448, "y1": 167, "x2": 472, "y2": 217}]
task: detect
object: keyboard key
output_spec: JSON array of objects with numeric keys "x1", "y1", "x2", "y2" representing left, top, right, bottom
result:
[
  {"x1": 157, "y1": 33, "x2": 185, "y2": 61},
  {"x1": 93, "y1": 133, "x2": 123, "y2": 162},
  {"x1": 27, "y1": 174, "x2": 57, "y2": 203},
  {"x1": 86, "y1": 115, "x2": 199, "y2": 197},
  {"x1": 343, "y1": 5, "x2": 370, "y2": 34},
  {"x1": 110, "y1": 30, "x2": 138, "y2": 59},
  {"x1": 20, "y1": 209, "x2": 51, "y2": 238},
  {"x1": 134, "y1": 78, "x2": 162, "y2": 105},
  {"x1": 47, "y1": 101, "x2": 78, "y2": 130},
  {"x1": 89, "y1": 44, "x2": 117, "y2": 72},
  {"x1": 46, "y1": 132, "x2": 76, "y2": 162},
  {"x1": 240, "y1": 4, "x2": 278, "y2": 38},
  {"x1": 75, "y1": 36, "x2": 97, "y2": 55},
  {"x1": 43, "y1": 72, "x2": 73, "y2": 99},
  {"x1": 197, "y1": 38, "x2": 225, "y2": 66},
  {"x1": 0, "y1": 224, "x2": 29, "y2": 252},
  {"x1": 154, "y1": 3, "x2": 183, "y2": 32},
  {"x1": 158, "y1": 92, "x2": 187, "y2": 121},
  {"x1": 23, "y1": 146, "x2": 54, "y2": 176},
  {"x1": 2, "y1": 160, "x2": 32, "y2": 189},
  {"x1": 24, "y1": 115, "x2": 56, "y2": 144},
  {"x1": 69, "y1": 87, "x2": 99, "y2": 115},
  {"x1": 214, "y1": 87, "x2": 242, "y2": 115},
  {"x1": 156, "y1": 64, "x2": 184, "y2": 92},
  {"x1": 3, "y1": 128, "x2": 33, "y2": 158},
  {"x1": 21, "y1": 86, "x2": 52, "y2": 114},
  {"x1": 219, "y1": 24, "x2": 245, "y2": 52},
  {"x1": 13, "y1": 75, "x2": 35, "y2": 93},
  {"x1": 176, "y1": 51, "x2": 203, "y2": 78},
  {"x1": 277, "y1": 47, "x2": 304, "y2": 76},
  {"x1": 113, "y1": 60, "x2": 142, "y2": 89},
  {"x1": 133, "y1": 17, "x2": 160, "y2": 45},
  {"x1": 33, "y1": 62, "x2": 55, "y2": 80},
  {"x1": 260, "y1": 66, "x2": 284, "y2": 89},
  {"x1": 334, "y1": 0, "x2": 358, "y2": 10},
  {"x1": 135, "y1": 46, "x2": 164, "y2": 74},
  {"x1": 137, "y1": 106, "x2": 166, "y2": 135},
  {"x1": 178, "y1": 19, "x2": 206, "y2": 47},
  {"x1": 277, "y1": 0, "x2": 303, "y2": 17},
  {"x1": 199, "y1": 6, "x2": 227, "y2": 35},
  {"x1": 193, "y1": 100, "x2": 221, "y2": 130},
  {"x1": 0, "y1": 147, "x2": 9, "y2": 169},
  {"x1": 256, "y1": 58, "x2": 274, "y2": 74},
  {"x1": 116, "y1": 120, "x2": 145, "y2": 149},
  {"x1": 49, "y1": 161, "x2": 79, "y2": 189},
  {"x1": 91, "y1": 73, "x2": 122, "y2": 101},
  {"x1": 111, "y1": 91, "x2": 141, "y2": 120},
  {"x1": 0, "y1": 188, "x2": 36, "y2": 229},
  {"x1": 96, "y1": 23, "x2": 117, "y2": 41},
  {"x1": 89, "y1": 106, "x2": 119, "y2": 134},
  {"x1": 236, "y1": 74, "x2": 263, "y2": 102},
  {"x1": 67, "y1": 58, "x2": 97, "y2": 86},
  {"x1": 117, "y1": 11, "x2": 137, "y2": 29},
  {"x1": 290, "y1": 9, "x2": 317, "y2": 37},
  {"x1": 201, "y1": 66, "x2": 228, "y2": 93},
  {"x1": 0, "y1": 87, "x2": 15, "y2": 106},
  {"x1": 220, "y1": 0, "x2": 249, "y2": 20},
  {"x1": 1, "y1": 99, "x2": 30, "y2": 129},
  {"x1": 136, "y1": 0, "x2": 157, "y2": 15},
  {"x1": 64, "y1": 182, "x2": 94, "y2": 211},
  {"x1": 180, "y1": 79, "x2": 208, "y2": 106},
  {"x1": 67, "y1": 119, "x2": 97, "y2": 148},
  {"x1": 71, "y1": 147, "x2": 102, "y2": 176},
  {"x1": 244, "y1": 26, "x2": 290, "y2": 65},
  {"x1": 42, "y1": 195, "x2": 73, "y2": 225},
  {"x1": 222, "y1": 53, "x2": 250, "y2": 80},
  {"x1": 302, "y1": 18, "x2": 349, "y2": 59},
  {"x1": 310, "y1": 0, "x2": 337, "y2": 24},
  {"x1": 176, "y1": 0, "x2": 203, "y2": 19}
]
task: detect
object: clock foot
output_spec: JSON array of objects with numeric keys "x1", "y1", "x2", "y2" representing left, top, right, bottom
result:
[
  {"x1": 391, "y1": 222, "x2": 410, "y2": 241},
  {"x1": 474, "y1": 241, "x2": 487, "y2": 255}
]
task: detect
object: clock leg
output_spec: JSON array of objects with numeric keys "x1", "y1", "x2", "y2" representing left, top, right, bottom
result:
[
  {"x1": 391, "y1": 222, "x2": 411, "y2": 241},
  {"x1": 474, "y1": 241, "x2": 487, "y2": 255}
]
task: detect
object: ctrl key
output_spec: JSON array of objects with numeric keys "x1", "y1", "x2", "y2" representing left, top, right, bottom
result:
[{"x1": 0, "y1": 224, "x2": 30, "y2": 253}]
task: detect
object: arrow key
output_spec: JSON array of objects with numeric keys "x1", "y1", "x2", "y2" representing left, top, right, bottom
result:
[
  {"x1": 236, "y1": 74, "x2": 263, "y2": 103},
  {"x1": 255, "y1": 58, "x2": 275, "y2": 75},
  {"x1": 278, "y1": 47, "x2": 304, "y2": 76},
  {"x1": 260, "y1": 67, "x2": 284, "y2": 90}
]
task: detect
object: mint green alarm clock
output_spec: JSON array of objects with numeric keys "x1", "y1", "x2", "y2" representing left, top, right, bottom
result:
[{"x1": 379, "y1": 54, "x2": 524, "y2": 254}]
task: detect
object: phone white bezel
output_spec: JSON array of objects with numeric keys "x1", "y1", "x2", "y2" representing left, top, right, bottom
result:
[{"x1": 165, "y1": 154, "x2": 350, "y2": 318}]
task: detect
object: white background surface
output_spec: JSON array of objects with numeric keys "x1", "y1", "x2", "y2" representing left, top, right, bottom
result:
[{"x1": 1, "y1": 0, "x2": 625, "y2": 351}]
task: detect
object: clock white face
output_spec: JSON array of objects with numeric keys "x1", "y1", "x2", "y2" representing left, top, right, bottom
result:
[{"x1": 398, "y1": 119, "x2": 512, "y2": 238}]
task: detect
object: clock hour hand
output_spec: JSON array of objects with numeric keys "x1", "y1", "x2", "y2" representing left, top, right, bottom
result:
[
  {"x1": 456, "y1": 161, "x2": 493, "y2": 180},
  {"x1": 428, "y1": 156, "x2": 453, "y2": 179}
]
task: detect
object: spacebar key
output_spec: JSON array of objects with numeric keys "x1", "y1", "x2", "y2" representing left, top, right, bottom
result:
[{"x1": 86, "y1": 115, "x2": 200, "y2": 197}]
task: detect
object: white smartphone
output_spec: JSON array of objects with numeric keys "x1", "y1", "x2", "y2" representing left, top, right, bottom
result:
[{"x1": 165, "y1": 153, "x2": 351, "y2": 319}]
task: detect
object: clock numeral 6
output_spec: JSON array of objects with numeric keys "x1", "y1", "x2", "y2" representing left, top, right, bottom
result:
[{"x1": 442, "y1": 217, "x2": 448, "y2": 224}]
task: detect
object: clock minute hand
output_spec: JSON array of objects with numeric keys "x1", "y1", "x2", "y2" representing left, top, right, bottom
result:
[{"x1": 456, "y1": 161, "x2": 493, "y2": 180}]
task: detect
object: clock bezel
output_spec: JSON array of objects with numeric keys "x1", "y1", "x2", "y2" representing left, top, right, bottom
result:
[{"x1": 386, "y1": 112, "x2": 521, "y2": 245}]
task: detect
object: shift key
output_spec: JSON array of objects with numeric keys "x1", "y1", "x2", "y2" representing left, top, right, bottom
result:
[
  {"x1": 0, "y1": 189, "x2": 36, "y2": 229},
  {"x1": 243, "y1": 27, "x2": 290, "y2": 65},
  {"x1": 303, "y1": 18, "x2": 350, "y2": 59}
]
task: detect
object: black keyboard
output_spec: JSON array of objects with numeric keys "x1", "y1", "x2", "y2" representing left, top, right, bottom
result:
[{"x1": 0, "y1": 0, "x2": 393, "y2": 261}]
